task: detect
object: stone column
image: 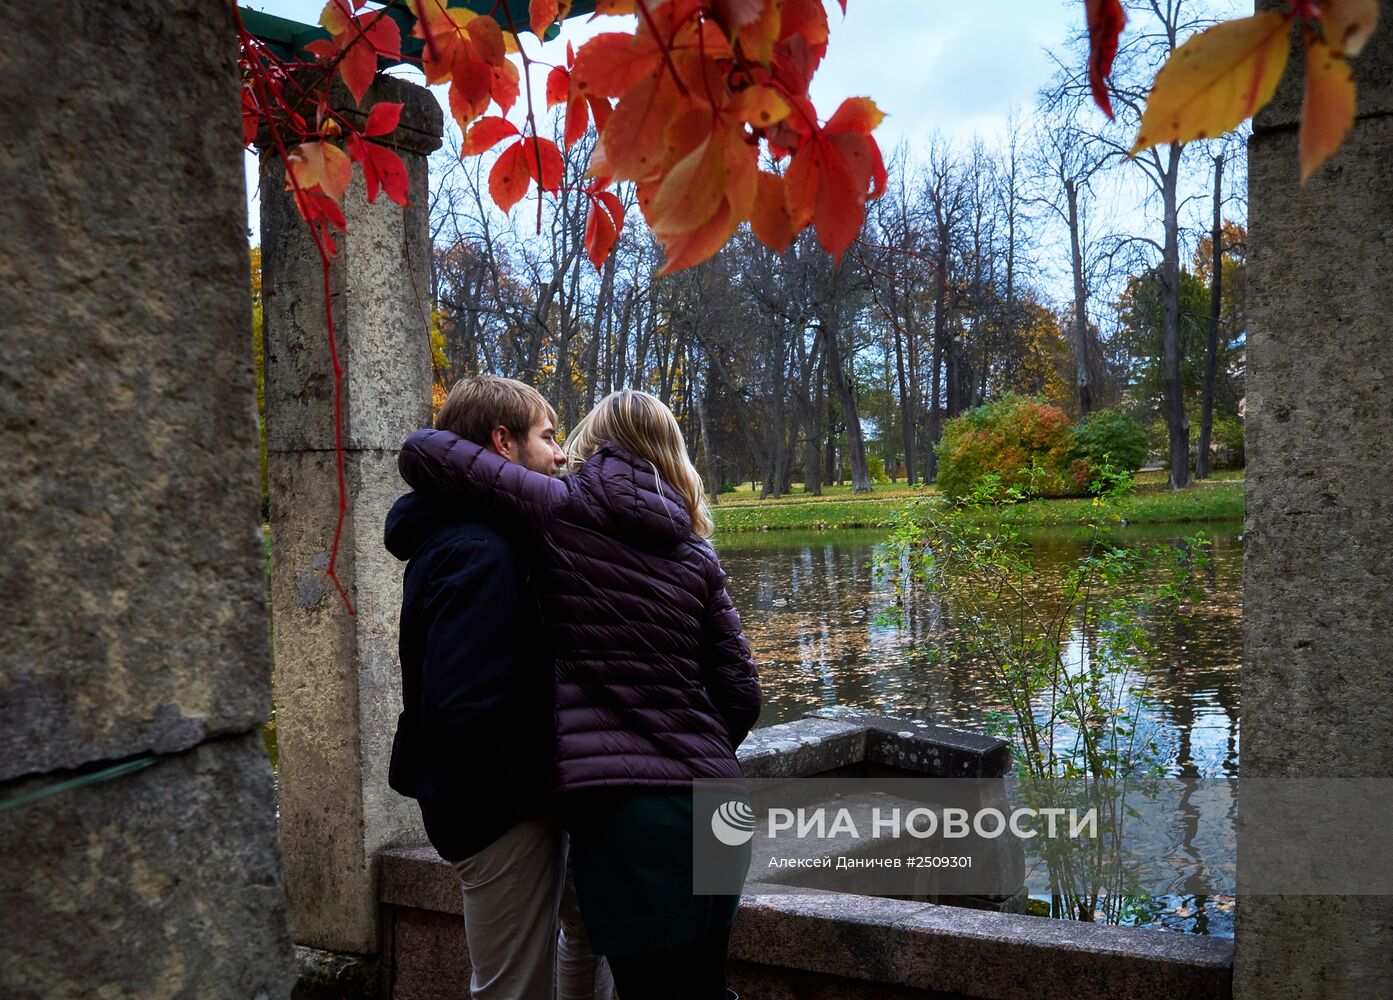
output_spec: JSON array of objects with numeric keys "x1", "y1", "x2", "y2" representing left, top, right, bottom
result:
[
  {"x1": 1238, "y1": 5, "x2": 1392, "y2": 998},
  {"x1": 0, "y1": 2, "x2": 294, "y2": 997},
  {"x1": 261, "y1": 74, "x2": 442, "y2": 968}
]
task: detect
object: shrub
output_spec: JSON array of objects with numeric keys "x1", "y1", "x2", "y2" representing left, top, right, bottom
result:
[
  {"x1": 867, "y1": 455, "x2": 891, "y2": 484},
  {"x1": 1071, "y1": 408, "x2": 1149, "y2": 478},
  {"x1": 934, "y1": 395, "x2": 1076, "y2": 501}
]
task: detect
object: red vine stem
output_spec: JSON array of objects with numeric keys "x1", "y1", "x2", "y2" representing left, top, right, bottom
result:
[{"x1": 235, "y1": 5, "x2": 356, "y2": 614}]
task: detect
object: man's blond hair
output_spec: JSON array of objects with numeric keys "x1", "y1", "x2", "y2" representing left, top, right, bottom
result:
[{"x1": 434, "y1": 376, "x2": 556, "y2": 446}]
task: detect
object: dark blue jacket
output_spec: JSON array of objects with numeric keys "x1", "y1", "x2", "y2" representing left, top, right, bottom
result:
[
  {"x1": 384, "y1": 491, "x2": 552, "y2": 861},
  {"x1": 398, "y1": 431, "x2": 761, "y2": 796}
]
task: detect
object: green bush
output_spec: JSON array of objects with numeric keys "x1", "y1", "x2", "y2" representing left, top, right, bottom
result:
[
  {"x1": 1208, "y1": 414, "x2": 1245, "y2": 468},
  {"x1": 867, "y1": 455, "x2": 891, "y2": 484},
  {"x1": 1071, "y1": 408, "x2": 1149, "y2": 480},
  {"x1": 935, "y1": 395, "x2": 1077, "y2": 501}
]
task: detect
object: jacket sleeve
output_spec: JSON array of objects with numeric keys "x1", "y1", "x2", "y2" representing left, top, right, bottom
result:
[
  {"x1": 699, "y1": 552, "x2": 762, "y2": 750},
  {"x1": 399, "y1": 428, "x2": 572, "y2": 527},
  {"x1": 413, "y1": 536, "x2": 522, "y2": 738}
]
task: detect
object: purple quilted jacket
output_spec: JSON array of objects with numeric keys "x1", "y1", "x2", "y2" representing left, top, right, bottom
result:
[{"x1": 398, "y1": 428, "x2": 762, "y2": 794}]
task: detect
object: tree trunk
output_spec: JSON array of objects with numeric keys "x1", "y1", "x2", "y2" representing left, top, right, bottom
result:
[
  {"x1": 1160, "y1": 143, "x2": 1190, "y2": 489},
  {"x1": 1197, "y1": 154, "x2": 1223, "y2": 480},
  {"x1": 893, "y1": 320, "x2": 916, "y2": 485},
  {"x1": 822, "y1": 319, "x2": 871, "y2": 492},
  {"x1": 804, "y1": 345, "x2": 826, "y2": 494},
  {"x1": 927, "y1": 335, "x2": 943, "y2": 482},
  {"x1": 1066, "y1": 178, "x2": 1093, "y2": 419},
  {"x1": 695, "y1": 360, "x2": 719, "y2": 503}
]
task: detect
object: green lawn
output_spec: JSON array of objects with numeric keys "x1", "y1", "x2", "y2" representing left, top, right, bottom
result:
[{"x1": 710, "y1": 471, "x2": 1244, "y2": 534}]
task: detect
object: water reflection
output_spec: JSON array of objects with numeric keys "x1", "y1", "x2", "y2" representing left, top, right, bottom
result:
[{"x1": 716, "y1": 523, "x2": 1244, "y2": 936}]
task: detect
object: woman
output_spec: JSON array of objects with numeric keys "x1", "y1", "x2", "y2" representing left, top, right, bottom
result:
[{"x1": 398, "y1": 389, "x2": 760, "y2": 1000}]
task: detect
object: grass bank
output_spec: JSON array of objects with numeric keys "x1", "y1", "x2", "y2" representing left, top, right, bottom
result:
[{"x1": 710, "y1": 470, "x2": 1244, "y2": 534}]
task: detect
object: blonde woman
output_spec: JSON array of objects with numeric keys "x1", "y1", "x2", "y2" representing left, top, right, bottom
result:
[{"x1": 398, "y1": 389, "x2": 760, "y2": 1000}]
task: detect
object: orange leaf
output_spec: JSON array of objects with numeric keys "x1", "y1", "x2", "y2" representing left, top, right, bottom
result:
[
  {"x1": 825, "y1": 97, "x2": 884, "y2": 135},
  {"x1": 786, "y1": 135, "x2": 864, "y2": 260},
  {"x1": 521, "y1": 137, "x2": 565, "y2": 192},
  {"x1": 1321, "y1": 0, "x2": 1379, "y2": 56},
  {"x1": 1132, "y1": 12, "x2": 1292, "y2": 154},
  {"x1": 651, "y1": 124, "x2": 726, "y2": 236},
  {"x1": 285, "y1": 141, "x2": 352, "y2": 203},
  {"x1": 1085, "y1": 0, "x2": 1126, "y2": 119},
  {"x1": 600, "y1": 70, "x2": 682, "y2": 181},
  {"x1": 492, "y1": 60, "x2": 520, "y2": 114},
  {"x1": 751, "y1": 170, "x2": 796, "y2": 252},
  {"x1": 489, "y1": 141, "x2": 531, "y2": 213},
  {"x1": 729, "y1": 85, "x2": 792, "y2": 128},
  {"x1": 530, "y1": 0, "x2": 558, "y2": 38},
  {"x1": 595, "y1": 0, "x2": 636, "y2": 12},
  {"x1": 462, "y1": 116, "x2": 521, "y2": 156},
  {"x1": 1299, "y1": 36, "x2": 1356, "y2": 181},
  {"x1": 736, "y1": 2, "x2": 781, "y2": 64},
  {"x1": 658, "y1": 200, "x2": 739, "y2": 276},
  {"x1": 572, "y1": 33, "x2": 662, "y2": 99}
]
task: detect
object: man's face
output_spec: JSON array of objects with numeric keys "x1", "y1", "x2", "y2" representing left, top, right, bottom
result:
[{"x1": 512, "y1": 415, "x2": 566, "y2": 477}]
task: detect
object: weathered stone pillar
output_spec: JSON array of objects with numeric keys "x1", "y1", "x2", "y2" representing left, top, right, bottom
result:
[
  {"x1": 0, "y1": 2, "x2": 294, "y2": 997},
  {"x1": 1238, "y1": 5, "x2": 1393, "y2": 998},
  {"x1": 261, "y1": 74, "x2": 441, "y2": 970}
]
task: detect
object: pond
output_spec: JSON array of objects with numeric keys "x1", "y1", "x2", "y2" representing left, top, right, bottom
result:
[{"x1": 715, "y1": 522, "x2": 1244, "y2": 936}]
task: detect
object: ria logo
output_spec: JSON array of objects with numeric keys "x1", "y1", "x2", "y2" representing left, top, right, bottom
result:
[{"x1": 710, "y1": 799, "x2": 756, "y2": 846}]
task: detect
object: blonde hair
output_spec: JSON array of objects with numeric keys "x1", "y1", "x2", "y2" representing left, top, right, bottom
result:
[
  {"x1": 435, "y1": 375, "x2": 556, "y2": 447},
  {"x1": 565, "y1": 390, "x2": 713, "y2": 538}
]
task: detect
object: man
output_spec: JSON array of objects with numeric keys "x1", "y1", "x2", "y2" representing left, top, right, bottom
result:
[{"x1": 385, "y1": 375, "x2": 609, "y2": 1000}]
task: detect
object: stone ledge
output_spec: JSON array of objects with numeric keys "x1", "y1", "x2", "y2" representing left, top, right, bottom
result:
[
  {"x1": 379, "y1": 847, "x2": 1233, "y2": 1000},
  {"x1": 736, "y1": 717, "x2": 868, "y2": 778},
  {"x1": 731, "y1": 893, "x2": 1233, "y2": 1000},
  {"x1": 803, "y1": 707, "x2": 1012, "y2": 778}
]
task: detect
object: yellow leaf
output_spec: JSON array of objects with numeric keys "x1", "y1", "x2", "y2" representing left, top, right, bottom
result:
[
  {"x1": 729, "y1": 85, "x2": 791, "y2": 127},
  {"x1": 1299, "y1": 37, "x2": 1356, "y2": 181},
  {"x1": 284, "y1": 141, "x2": 351, "y2": 203},
  {"x1": 1321, "y1": 0, "x2": 1379, "y2": 56},
  {"x1": 1132, "y1": 12, "x2": 1292, "y2": 154}
]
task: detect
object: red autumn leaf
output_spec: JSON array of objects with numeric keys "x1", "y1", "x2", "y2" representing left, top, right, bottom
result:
[
  {"x1": 462, "y1": 116, "x2": 521, "y2": 155},
  {"x1": 448, "y1": 46, "x2": 496, "y2": 126},
  {"x1": 348, "y1": 133, "x2": 410, "y2": 205},
  {"x1": 572, "y1": 33, "x2": 663, "y2": 99},
  {"x1": 546, "y1": 66, "x2": 571, "y2": 108},
  {"x1": 587, "y1": 95, "x2": 613, "y2": 131},
  {"x1": 595, "y1": 190, "x2": 626, "y2": 237},
  {"x1": 292, "y1": 187, "x2": 348, "y2": 255},
  {"x1": 363, "y1": 101, "x2": 403, "y2": 137},
  {"x1": 565, "y1": 96, "x2": 590, "y2": 148},
  {"x1": 584, "y1": 191, "x2": 624, "y2": 270},
  {"x1": 785, "y1": 134, "x2": 864, "y2": 260},
  {"x1": 319, "y1": 2, "x2": 401, "y2": 105},
  {"x1": 520, "y1": 137, "x2": 565, "y2": 192},
  {"x1": 751, "y1": 170, "x2": 796, "y2": 252},
  {"x1": 489, "y1": 141, "x2": 531, "y2": 214},
  {"x1": 1085, "y1": 0, "x2": 1126, "y2": 119}
]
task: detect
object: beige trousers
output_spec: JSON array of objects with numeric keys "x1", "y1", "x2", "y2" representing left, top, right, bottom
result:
[{"x1": 452, "y1": 818, "x2": 613, "y2": 1000}]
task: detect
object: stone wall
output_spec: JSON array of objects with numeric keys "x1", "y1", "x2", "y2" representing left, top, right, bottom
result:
[
  {"x1": 1237, "y1": 3, "x2": 1393, "y2": 997},
  {"x1": 0, "y1": 1, "x2": 293, "y2": 996}
]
